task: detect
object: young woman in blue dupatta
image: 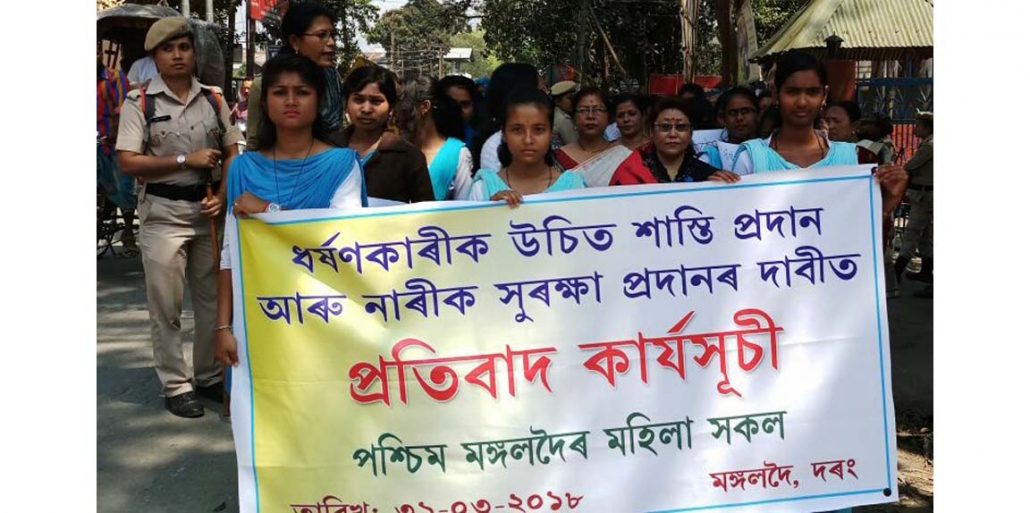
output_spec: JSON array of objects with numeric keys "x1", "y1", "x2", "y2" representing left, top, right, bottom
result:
[
  {"x1": 214, "y1": 54, "x2": 366, "y2": 369},
  {"x1": 730, "y1": 50, "x2": 908, "y2": 513},
  {"x1": 730, "y1": 51, "x2": 908, "y2": 199},
  {"x1": 397, "y1": 76, "x2": 475, "y2": 200},
  {"x1": 469, "y1": 88, "x2": 587, "y2": 207}
]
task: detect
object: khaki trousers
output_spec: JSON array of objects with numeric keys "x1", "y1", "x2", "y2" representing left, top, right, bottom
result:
[
  {"x1": 137, "y1": 193, "x2": 221, "y2": 397},
  {"x1": 901, "y1": 190, "x2": 933, "y2": 259}
]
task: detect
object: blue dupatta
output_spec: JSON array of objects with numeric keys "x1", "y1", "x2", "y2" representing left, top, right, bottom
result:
[
  {"x1": 227, "y1": 148, "x2": 359, "y2": 209},
  {"x1": 736, "y1": 136, "x2": 858, "y2": 173},
  {"x1": 428, "y1": 137, "x2": 464, "y2": 200}
]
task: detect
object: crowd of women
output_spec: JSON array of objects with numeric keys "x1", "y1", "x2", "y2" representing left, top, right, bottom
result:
[{"x1": 113, "y1": 2, "x2": 910, "y2": 420}]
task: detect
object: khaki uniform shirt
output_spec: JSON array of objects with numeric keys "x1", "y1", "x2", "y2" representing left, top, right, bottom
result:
[
  {"x1": 116, "y1": 74, "x2": 242, "y2": 186},
  {"x1": 904, "y1": 135, "x2": 933, "y2": 186},
  {"x1": 553, "y1": 108, "x2": 578, "y2": 147}
]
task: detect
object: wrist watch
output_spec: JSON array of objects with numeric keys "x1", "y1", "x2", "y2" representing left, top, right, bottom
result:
[
  {"x1": 265, "y1": 202, "x2": 281, "y2": 213},
  {"x1": 176, "y1": 153, "x2": 187, "y2": 170}
]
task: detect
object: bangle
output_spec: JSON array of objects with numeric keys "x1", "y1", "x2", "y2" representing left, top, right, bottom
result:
[{"x1": 215, "y1": 325, "x2": 232, "y2": 332}]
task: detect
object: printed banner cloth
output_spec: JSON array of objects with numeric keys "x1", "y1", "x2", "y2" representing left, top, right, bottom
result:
[{"x1": 228, "y1": 165, "x2": 898, "y2": 513}]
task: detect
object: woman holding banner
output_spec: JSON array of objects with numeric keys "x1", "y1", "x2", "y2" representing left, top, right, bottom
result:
[
  {"x1": 609, "y1": 96, "x2": 739, "y2": 186},
  {"x1": 214, "y1": 54, "x2": 366, "y2": 368},
  {"x1": 553, "y1": 87, "x2": 632, "y2": 187},
  {"x1": 469, "y1": 88, "x2": 586, "y2": 207},
  {"x1": 730, "y1": 51, "x2": 907, "y2": 200}
]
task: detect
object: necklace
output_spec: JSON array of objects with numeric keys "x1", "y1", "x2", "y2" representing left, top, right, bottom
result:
[
  {"x1": 502, "y1": 165, "x2": 555, "y2": 194},
  {"x1": 272, "y1": 138, "x2": 315, "y2": 208},
  {"x1": 771, "y1": 130, "x2": 828, "y2": 162},
  {"x1": 577, "y1": 139, "x2": 608, "y2": 156}
]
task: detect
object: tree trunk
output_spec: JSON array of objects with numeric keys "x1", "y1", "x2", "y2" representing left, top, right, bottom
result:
[
  {"x1": 575, "y1": 0, "x2": 590, "y2": 76},
  {"x1": 716, "y1": 0, "x2": 736, "y2": 85}
]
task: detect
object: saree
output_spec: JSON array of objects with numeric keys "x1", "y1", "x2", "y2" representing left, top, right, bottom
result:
[{"x1": 564, "y1": 145, "x2": 633, "y2": 187}]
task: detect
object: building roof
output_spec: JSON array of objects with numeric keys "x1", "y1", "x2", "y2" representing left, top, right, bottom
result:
[
  {"x1": 752, "y1": 0, "x2": 933, "y2": 63},
  {"x1": 362, "y1": 49, "x2": 387, "y2": 64},
  {"x1": 444, "y1": 48, "x2": 473, "y2": 61}
]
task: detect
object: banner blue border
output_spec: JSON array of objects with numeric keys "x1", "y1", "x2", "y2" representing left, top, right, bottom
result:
[{"x1": 238, "y1": 172, "x2": 894, "y2": 513}]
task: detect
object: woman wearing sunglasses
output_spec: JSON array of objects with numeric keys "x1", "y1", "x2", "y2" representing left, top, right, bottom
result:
[
  {"x1": 246, "y1": 3, "x2": 346, "y2": 149},
  {"x1": 609, "y1": 96, "x2": 739, "y2": 186}
]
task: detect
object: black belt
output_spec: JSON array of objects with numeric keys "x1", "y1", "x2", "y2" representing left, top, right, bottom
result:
[
  {"x1": 146, "y1": 181, "x2": 221, "y2": 202},
  {"x1": 908, "y1": 184, "x2": 933, "y2": 192}
]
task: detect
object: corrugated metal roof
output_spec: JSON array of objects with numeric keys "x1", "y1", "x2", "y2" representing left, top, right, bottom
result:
[
  {"x1": 752, "y1": 0, "x2": 933, "y2": 62},
  {"x1": 444, "y1": 48, "x2": 473, "y2": 60}
]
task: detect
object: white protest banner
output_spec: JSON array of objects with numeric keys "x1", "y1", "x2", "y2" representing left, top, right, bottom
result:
[{"x1": 228, "y1": 165, "x2": 897, "y2": 513}]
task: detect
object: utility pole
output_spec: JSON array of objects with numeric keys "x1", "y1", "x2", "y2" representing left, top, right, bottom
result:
[
  {"x1": 391, "y1": 31, "x2": 396, "y2": 71},
  {"x1": 206, "y1": 0, "x2": 214, "y2": 22},
  {"x1": 246, "y1": 0, "x2": 256, "y2": 77},
  {"x1": 182, "y1": 0, "x2": 191, "y2": 17},
  {"x1": 438, "y1": 47, "x2": 445, "y2": 78}
]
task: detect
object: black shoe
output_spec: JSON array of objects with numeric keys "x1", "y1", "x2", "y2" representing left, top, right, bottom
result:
[
  {"x1": 165, "y1": 392, "x2": 204, "y2": 418},
  {"x1": 195, "y1": 382, "x2": 225, "y2": 404}
]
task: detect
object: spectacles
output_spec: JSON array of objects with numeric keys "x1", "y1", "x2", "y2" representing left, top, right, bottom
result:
[
  {"x1": 303, "y1": 31, "x2": 338, "y2": 42},
  {"x1": 575, "y1": 107, "x2": 608, "y2": 116},
  {"x1": 726, "y1": 107, "x2": 757, "y2": 118},
  {"x1": 654, "y1": 123, "x2": 691, "y2": 133}
]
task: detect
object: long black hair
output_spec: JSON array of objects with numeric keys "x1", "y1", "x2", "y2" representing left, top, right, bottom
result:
[
  {"x1": 647, "y1": 96, "x2": 699, "y2": 157},
  {"x1": 572, "y1": 86, "x2": 610, "y2": 111},
  {"x1": 398, "y1": 77, "x2": 465, "y2": 142},
  {"x1": 612, "y1": 93, "x2": 646, "y2": 115},
  {"x1": 279, "y1": 1, "x2": 336, "y2": 55},
  {"x1": 256, "y1": 53, "x2": 330, "y2": 150},
  {"x1": 716, "y1": 86, "x2": 759, "y2": 115},
  {"x1": 343, "y1": 64, "x2": 398, "y2": 107},
  {"x1": 474, "y1": 63, "x2": 539, "y2": 169},
  {"x1": 774, "y1": 50, "x2": 827, "y2": 89},
  {"x1": 497, "y1": 87, "x2": 556, "y2": 167},
  {"x1": 827, "y1": 100, "x2": 862, "y2": 123}
]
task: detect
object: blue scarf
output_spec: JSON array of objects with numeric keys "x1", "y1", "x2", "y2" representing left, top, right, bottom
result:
[
  {"x1": 227, "y1": 148, "x2": 358, "y2": 210},
  {"x1": 428, "y1": 137, "x2": 464, "y2": 200}
]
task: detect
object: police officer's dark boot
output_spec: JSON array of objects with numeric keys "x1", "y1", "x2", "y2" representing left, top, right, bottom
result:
[
  {"x1": 893, "y1": 256, "x2": 911, "y2": 284},
  {"x1": 906, "y1": 257, "x2": 933, "y2": 283}
]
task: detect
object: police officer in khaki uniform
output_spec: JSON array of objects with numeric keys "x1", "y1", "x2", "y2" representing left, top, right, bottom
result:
[
  {"x1": 550, "y1": 81, "x2": 579, "y2": 147},
  {"x1": 117, "y1": 17, "x2": 242, "y2": 418},
  {"x1": 895, "y1": 110, "x2": 933, "y2": 296}
]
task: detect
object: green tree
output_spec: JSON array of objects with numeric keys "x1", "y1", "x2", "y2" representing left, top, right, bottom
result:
[
  {"x1": 479, "y1": 0, "x2": 578, "y2": 66},
  {"x1": 367, "y1": 0, "x2": 472, "y2": 77},
  {"x1": 480, "y1": 0, "x2": 684, "y2": 88},
  {"x1": 751, "y1": 0, "x2": 809, "y2": 46},
  {"x1": 450, "y1": 30, "x2": 502, "y2": 78},
  {"x1": 477, "y1": 0, "x2": 808, "y2": 87}
]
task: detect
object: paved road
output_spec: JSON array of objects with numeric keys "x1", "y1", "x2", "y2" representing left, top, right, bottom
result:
[
  {"x1": 97, "y1": 248, "x2": 932, "y2": 513},
  {"x1": 97, "y1": 252, "x2": 237, "y2": 513}
]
